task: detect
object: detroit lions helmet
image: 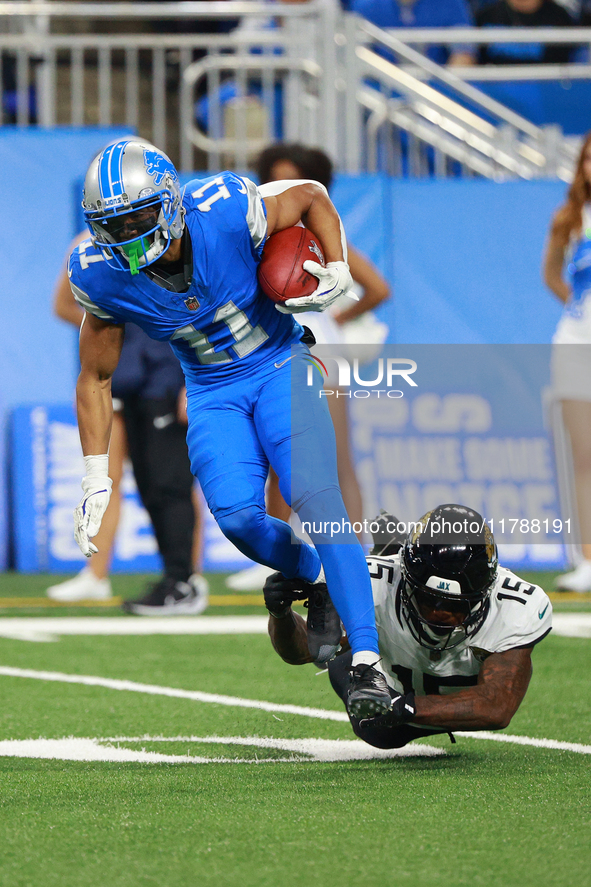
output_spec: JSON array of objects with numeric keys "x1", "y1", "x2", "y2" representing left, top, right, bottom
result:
[
  {"x1": 400, "y1": 504, "x2": 498, "y2": 651},
  {"x1": 82, "y1": 140, "x2": 184, "y2": 275}
]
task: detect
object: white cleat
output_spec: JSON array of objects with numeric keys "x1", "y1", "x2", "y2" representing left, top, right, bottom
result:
[
  {"x1": 189, "y1": 573, "x2": 210, "y2": 614},
  {"x1": 555, "y1": 560, "x2": 591, "y2": 593},
  {"x1": 225, "y1": 563, "x2": 275, "y2": 592},
  {"x1": 47, "y1": 567, "x2": 112, "y2": 602}
]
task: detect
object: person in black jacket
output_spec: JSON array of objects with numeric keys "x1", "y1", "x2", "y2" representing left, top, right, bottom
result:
[{"x1": 476, "y1": 0, "x2": 576, "y2": 65}]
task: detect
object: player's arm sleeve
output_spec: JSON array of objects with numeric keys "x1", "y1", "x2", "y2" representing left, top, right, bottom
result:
[
  {"x1": 68, "y1": 252, "x2": 122, "y2": 324},
  {"x1": 491, "y1": 586, "x2": 553, "y2": 653},
  {"x1": 365, "y1": 558, "x2": 389, "y2": 610},
  {"x1": 237, "y1": 175, "x2": 268, "y2": 253},
  {"x1": 70, "y1": 281, "x2": 118, "y2": 322}
]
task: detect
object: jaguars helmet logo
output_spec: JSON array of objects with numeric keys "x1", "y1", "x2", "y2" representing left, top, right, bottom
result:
[
  {"x1": 410, "y1": 510, "x2": 432, "y2": 545},
  {"x1": 484, "y1": 524, "x2": 497, "y2": 565}
]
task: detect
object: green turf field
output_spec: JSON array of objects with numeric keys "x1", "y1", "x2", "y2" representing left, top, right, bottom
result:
[{"x1": 0, "y1": 571, "x2": 589, "y2": 887}]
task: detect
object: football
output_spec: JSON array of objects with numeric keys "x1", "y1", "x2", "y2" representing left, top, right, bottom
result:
[{"x1": 258, "y1": 225, "x2": 325, "y2": 303}]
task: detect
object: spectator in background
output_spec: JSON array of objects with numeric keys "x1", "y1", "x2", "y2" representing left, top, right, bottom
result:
[
  {"x1": 47, "y1": 236, "x2": 208, "y2": 615},
  {"x1": 350, "y1": 0, "x2": 476, "y2": 66},
  {"x1": 227, "y1": 142, "x2": 391, "y2": 591},
  {"x1": 543, "y1": 131, "x2": 591, "y2": 593},
  {"x1": 476, "y1": 0, "x2": 576, "y2": 65}
]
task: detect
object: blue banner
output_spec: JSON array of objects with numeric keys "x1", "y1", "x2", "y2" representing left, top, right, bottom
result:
[
  {"x1": 10, "y1": 405, "x2": 249, "y2": 573},
  {"x1": 308, "y1": 344, "x2": 567, "y2": 569},
  {"x1": 0, "y1": 393, "x2": 6, "y2": 571}
]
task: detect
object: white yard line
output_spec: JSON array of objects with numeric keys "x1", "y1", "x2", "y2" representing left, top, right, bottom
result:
[
  {"x1": 0, "y1": 735, "x2": 445, "y2": 763},
  {"x1": 456, "y1": 731, "x2": 591, "y2": 754},
  {"x1": 0, "y1": 616, "x2": 270, "y2": 642},
  {"x1": 0, "y1": 665, "x2": 349, "y2": 722},
  {"x1": 0, "y1": 665, "x2": 589, "y2": 755},
  {"x1": 0, "y1": 612, "x2": 588, "y2": 643},
  {"x1": 549, "y1": 613, "x2": 591, "y2": 638}
]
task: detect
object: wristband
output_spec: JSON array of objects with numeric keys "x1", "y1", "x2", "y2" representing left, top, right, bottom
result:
[{"x1": 83, "y1": 454, "x2": 109, "y2": 477}]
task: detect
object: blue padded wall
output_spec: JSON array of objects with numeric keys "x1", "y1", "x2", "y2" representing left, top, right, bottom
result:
[
  {"x1": 0, "y1": 128, "x2": 132, "y2": 569},
  {"x1": 0, "y1": 134, "x2": 569, "y2": 418},
  {"x1": 387, "y1": 179, "x2": 565, "y2": 344},
  {"x1": 0, "y1": 128, "x2": 133, "y2": 414},
  {"x1": 0, "y1": 129, "x2": 573, "y2": 570},
  {"x1": 475, "y1": 81, "x2": 591, "y2": 137},
  {"x1": 177, "y1": 173, "x2": 566, "y2": 346}
]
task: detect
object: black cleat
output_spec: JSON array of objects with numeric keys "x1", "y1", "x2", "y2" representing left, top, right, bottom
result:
[
  {"x1": 346, "y1": 663, "x2": 393, "y2": 720},
  {"x1": 263, "y1": 572, "x2": 310, "y2": 618},
  {"x1": 304, "y1": 583, "x2": 342, "y2": 666},
  {"x1": 122, "y1": 575, "x2": 208, "y2": 616},
  {"x1": 263, "y1": 573, "x2": 342, "y2": 665}
]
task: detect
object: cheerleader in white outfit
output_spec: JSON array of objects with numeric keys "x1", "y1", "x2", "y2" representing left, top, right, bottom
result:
[{"x1": 544, "y1": 131, "x2": 591, "y2": 592}]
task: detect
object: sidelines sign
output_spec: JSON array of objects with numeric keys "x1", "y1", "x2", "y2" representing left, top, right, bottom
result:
[
  {"x1": 341, "y1": 345, "x2": 567, "y2": 569},
  {"x1": 0, "y1": 392, "x2": 6, "y2": 571},
  {"x1": 10, "y1": 405, "x2": 250, "y2": 573}
]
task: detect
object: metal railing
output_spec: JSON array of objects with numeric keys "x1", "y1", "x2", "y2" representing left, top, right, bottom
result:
[
  {"x1": 0, "y1": 2, "x2": 588, "y2": 178},
  {"x1": 346, "y1": 20, "x2": 589, "y2": 180},
  {"x1": 0, "y1": 2, "x2": 342, "y2": 171}
]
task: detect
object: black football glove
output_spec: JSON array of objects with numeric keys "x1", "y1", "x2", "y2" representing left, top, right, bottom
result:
[
  {"x1": 263, "y1": 571, "x2": 311, "y2": 618},
  {"x1": 359, "y1": 691, "x2": 416, "y2": 729}
]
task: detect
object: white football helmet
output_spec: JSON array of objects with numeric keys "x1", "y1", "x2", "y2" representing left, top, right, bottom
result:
[{"x1": 82, "y1": 140, "x2": 184, "y2": 274}]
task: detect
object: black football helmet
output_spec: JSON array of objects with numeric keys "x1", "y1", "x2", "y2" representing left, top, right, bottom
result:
[{"x1": 400, "y1": 504, "x2": 498, "y2": 651}]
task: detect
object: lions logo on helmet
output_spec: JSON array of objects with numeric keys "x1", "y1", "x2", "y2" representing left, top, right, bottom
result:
[
  {"x1": 144, "y1": 149, "x2": 179, "y2": 187},
  {"x1": 400, "y1": 504, "x2": 498, "y2": 651},
  {"x1": 82, "y1": 140, "x2": 184, "y2": 276}
]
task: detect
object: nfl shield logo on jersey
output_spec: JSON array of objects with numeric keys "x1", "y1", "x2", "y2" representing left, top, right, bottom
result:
[{"x1": 184, "y1": 296, "x2": 200, "y2": 311}]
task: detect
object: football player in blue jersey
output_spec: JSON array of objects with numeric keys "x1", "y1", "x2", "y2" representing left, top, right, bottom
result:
[{"x1": 70, "y1": 139, "x2": 391, "y2": 719}]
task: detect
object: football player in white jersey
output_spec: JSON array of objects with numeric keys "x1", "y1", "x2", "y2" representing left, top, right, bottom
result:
[{"x1": 264, "y1": 504, "x2": 552, "y2": 748}]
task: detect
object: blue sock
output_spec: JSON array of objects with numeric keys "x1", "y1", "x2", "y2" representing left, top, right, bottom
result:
[{"x1": 296, "y1": 492, "x2": 379, "y2": 655}]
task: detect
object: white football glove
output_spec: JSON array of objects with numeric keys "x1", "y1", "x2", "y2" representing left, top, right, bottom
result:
[
  {"x1": 74, "y1": 455, "x2": 113, "y2": 558},
  {"x1": 276, "y1": 260, "x2": 357, "y2": 314}
]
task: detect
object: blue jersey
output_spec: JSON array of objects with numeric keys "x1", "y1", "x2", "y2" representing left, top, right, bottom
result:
[{"x1": 69, "y1": 171, "x2": 302, "y2": 384}]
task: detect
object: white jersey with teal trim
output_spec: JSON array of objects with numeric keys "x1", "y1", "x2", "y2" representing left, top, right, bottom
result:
[
  {"x1": 68, "y1": 171, "x2": 303, "y2": 383},
  {"x1": 366, "y1": 555, "x2": 552, "y2": 697}
]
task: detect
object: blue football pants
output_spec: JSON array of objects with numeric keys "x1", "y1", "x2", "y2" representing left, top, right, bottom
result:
[{"x1": 185, "y1": 345, "x2": 379, "y2": 655}]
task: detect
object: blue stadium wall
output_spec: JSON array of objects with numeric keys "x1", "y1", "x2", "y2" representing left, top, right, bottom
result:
[{"x1": 0, "y1": 129, "x2": 567, "y2": 571}]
